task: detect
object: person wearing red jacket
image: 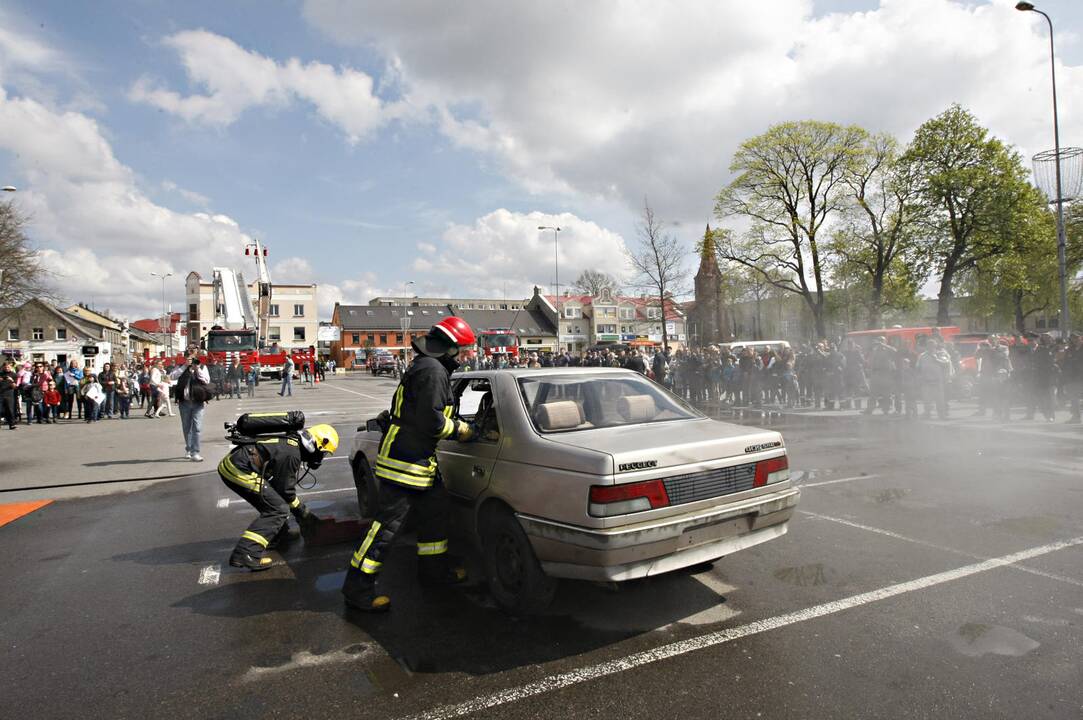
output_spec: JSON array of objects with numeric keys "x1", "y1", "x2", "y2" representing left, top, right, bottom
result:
[{"x1": 43, "y1": 380, "x2": 61, "y2": 424}]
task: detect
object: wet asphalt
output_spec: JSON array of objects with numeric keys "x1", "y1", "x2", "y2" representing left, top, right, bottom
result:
[{"x1": 1, "y1": 375, "x2": 1081, "y2": 719}]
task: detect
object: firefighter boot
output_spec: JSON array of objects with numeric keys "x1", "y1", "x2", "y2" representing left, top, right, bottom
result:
[
  {"x1": 229, "y1": 549, "x2": 273, "y2": 571},
  {"x1": 342, "y1": 567, "x2": 390, "y2": 613},
  {"x1": 418, "y1": 556, "x2": 468, "y2": 587}
]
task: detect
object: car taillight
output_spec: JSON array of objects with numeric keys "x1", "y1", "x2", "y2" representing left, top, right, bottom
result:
[
  {"x1": 589, "y1": 480, "x2": 669, "y2": 517},
  {"x1": 754, "y1": 455, "x2": 790, "y2": 487}
]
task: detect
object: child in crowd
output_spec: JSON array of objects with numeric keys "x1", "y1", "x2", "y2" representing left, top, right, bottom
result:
[{"x1": 43, "y1": 381, "x2": 61, "y2": 423}]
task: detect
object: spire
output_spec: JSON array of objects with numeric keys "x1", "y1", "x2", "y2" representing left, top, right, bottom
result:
[{"x1": 696, "y1": 223, "x2": 721, "y2": 278}]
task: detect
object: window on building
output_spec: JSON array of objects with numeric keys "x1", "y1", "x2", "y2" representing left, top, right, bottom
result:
[
  {"x1": 32, "y1": 327, "x2": 44, "y2": 340},
  {"x1": 564, "y1": 306, "x2": 581, "y2": 319},
  {"x1": 395, "y1": 333, "x2": 403, "y2": 344},
  {"x1": 619, "y1": 307, "x2": 635, "y2": 320},
  {"x1": 352, "y1": 333, "x2": 360, "y2": 344},
  {"x1": 500, "y1": 304, "x2": 508, "y2": 310},
  {"x1": 7, "y1": 328, "x2": 18, "y2": 341},
  {"x1": 269, "y1": 326, "x2": 281, "y2": 341},
  {"x1": 647, "y1": 307, "x2": 662, "y2": 320},
  {"x1": 269, "y1": 304, "x2": 280, "y2": 317},
  {"x1": 189, "y1": 303, "x2": 198, "y2": 318},
  {"x1": 293, "y1": 304, "x2": 304, "y2": 317},
  {"x1": 293, "y1": 326, "x2": 306, "y2": 341},
  {"x1": 56, "y1": 328, "x2": 67, "y2": 340},
  {"x1": 379, "y1": 333, "x2": 388, "y2": 345}
]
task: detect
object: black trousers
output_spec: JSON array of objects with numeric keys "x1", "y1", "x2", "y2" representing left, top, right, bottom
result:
[
  {"x1": 0, "y1": 392, "x2": 15, "y2": 428},
  {"x1": 220, "y1": 474, "x2": 290, "y2": 555},
  {"x1": 347, "y1": 476, "x2": 450, "y2": 577}
]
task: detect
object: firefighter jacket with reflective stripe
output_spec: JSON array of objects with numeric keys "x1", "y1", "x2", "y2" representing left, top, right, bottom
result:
[
  {"x1": 375, "y1": 354, "x2": 464, "y2": 489},
  {"x1": 218, "y1": 437, "x2": 303, "y2": 503}
]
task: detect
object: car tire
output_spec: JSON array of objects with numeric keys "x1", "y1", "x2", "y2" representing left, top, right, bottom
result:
[
  {"x1": 480, "y1": 505, "x2": 557, "y2": 615},
  {"x1": 351, "y1": 455, "x2": 379, "y2": 519}
]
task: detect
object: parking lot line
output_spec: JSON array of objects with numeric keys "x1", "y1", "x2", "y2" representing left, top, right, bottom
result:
[
  {"x1": 399, "y1": 535, "x2": 1083, "y2": 720},
  {"x1": 800, "y1": 474, "x2": 879, "y2": 488},
  {"x1": 801, "y1": 510, "x2": 1083, "y2": 589},
  {"x1": 319, "y1": 383, "x2": 385, "y2": 401}
]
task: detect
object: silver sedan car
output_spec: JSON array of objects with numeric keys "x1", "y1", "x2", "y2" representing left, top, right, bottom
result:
[{"x1": 350, "y1": 367, "x2": 799, "y2": 613}]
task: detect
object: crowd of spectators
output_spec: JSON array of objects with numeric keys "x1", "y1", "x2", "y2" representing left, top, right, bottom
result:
[{"x1": 456, "y1": 330, "x2": 1083, "y2": 424}]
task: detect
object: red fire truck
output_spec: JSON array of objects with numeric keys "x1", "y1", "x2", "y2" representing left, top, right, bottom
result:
[{"x1": 478, "y1": 328, "x2": 520, "y2": 359}]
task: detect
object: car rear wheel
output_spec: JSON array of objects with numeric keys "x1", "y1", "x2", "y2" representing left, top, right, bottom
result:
[
  {"x1": 481, "y1": 505, "x2": 556, "y2": 614},
  {"x1": 351, "y1": 455, "x2": 379, "y2": 519}
]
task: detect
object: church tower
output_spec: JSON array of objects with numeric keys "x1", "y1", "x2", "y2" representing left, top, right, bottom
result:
[{"x1": 691, "y1": 224, "x2": 726, "y2": 345}]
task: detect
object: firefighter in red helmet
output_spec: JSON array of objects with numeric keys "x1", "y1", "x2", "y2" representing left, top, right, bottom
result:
[{"x1": 342, "y1": 315, "x2": 477, "y2": 612}]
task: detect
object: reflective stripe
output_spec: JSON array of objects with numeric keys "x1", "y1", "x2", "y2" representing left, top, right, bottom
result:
[
  {"x1": 242, "y1": 530, "x2": 269, "y2": 548},
  {"x1": 257, "y1": 438, "x2": 280, "y2": 445},
  {"x1": 360, "y1": 558, "x2": 382, "y2": 574},
  {"x1": 289, "y1": 497, "x2": 301, "y2": 509},
  {"x1": 376, "y1": 454, "x2": 436, "y2": 476},
  {"x1": 417, "y1": 539, "x2": 448, "y2": 556},
  {"x1": 437, "y1": 415, "x2": 455, "y2": 439},
  {"x1": 392, "y1": 385, "x2": 405, "y2": 418},
  {"x1": 219, "y1": 456, "x2": 261, "y2": 491},
  {"x1": 350, "y1": 520, "x2": 382, "y2": 569},
  {"x1": 246, "y1": 412, "x2": 287, "y2": 418},
  {"x1": 379, "y1": 423, "x2": 400, "y2": 457},
  {"x1": 374, "y1": 465, "x2": 435, "y2": 488}
]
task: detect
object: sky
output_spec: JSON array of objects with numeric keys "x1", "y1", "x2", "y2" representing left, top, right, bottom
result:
[{"x1": 0, "y1": 0, "x2": 1081, "y2": 320}]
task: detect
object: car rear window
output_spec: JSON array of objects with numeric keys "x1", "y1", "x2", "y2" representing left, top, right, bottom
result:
[{"x1": 519, "y1": 373, "x2": 701, "y2": 433}]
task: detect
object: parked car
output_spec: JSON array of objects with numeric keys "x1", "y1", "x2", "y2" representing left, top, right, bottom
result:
[{"x1": 350, "y1": 368, "x2": 800, "y2": 613}]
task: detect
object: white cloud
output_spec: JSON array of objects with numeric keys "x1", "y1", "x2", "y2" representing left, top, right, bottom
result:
[
  {"x1": 421, "y1": 209, "x2": 632, "y2": 298},
  {"x1": 272, "y1": 256, "x2": 316, "y2": 283},
  {"x1": 302, "y1": 0, "x2": 1083, "y2": 221},
  {"x1": 161, "y1": 180, "x2": 210, "y2": 207},
  {"x1": 0, "y1": 85, "x2": 257, "y2": 318},
  {"x1": 129, "y1": 30, "x2": 403, "y2": 144}
]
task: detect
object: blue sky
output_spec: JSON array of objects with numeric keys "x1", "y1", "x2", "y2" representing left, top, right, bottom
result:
[{"x1": 1, "y1": 0, "x2": 1080, "y2": 319}]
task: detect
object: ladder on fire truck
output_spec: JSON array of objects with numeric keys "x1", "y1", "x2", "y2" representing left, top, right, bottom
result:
[{"x1": 210, "y1": 238, "x2": 274, "y2": 346}]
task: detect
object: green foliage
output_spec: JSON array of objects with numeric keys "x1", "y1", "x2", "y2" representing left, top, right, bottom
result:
[
  {"x1": 714, "y1": 120, "x2": 870, "y2": 338},
  {"x1": 900, "y1": 105, "x2": 1035, "y2": 324}
]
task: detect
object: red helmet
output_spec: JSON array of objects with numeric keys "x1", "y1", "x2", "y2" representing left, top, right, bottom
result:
[{"x1": 432, "y1": 316, "x2": 476, "y2": 346}]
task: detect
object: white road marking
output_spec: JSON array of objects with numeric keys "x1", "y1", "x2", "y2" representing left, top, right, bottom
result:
[
  {"x1": 216, "y1": 498, "x2": 230, "y2": 509},
  {"x1": 319, "y1": 383, "x2": 385, "y2": 401},
  {"x1": 801, "y1": 474, "x2": 879, "y2": 488},
  {"x1": 801, "y1": 511, "x2": 1083, "y2": 589},
  {"x1": 220, "y1": 481, "x2": 355, "y2": 506},
  {"x1": 399, "y1": 535, "x2": 1083, "y2": 720},
  {"x1": 198, "y1": 564, "x2": 221, "y2": 585}
]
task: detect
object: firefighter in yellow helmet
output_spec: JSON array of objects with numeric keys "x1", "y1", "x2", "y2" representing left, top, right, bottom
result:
[
  {"x1": 342, "y1": 317, "x2": 476, "y2": 612},
  {"x1": 219, "y1": 422, "x2": 339, "y2": 570}
]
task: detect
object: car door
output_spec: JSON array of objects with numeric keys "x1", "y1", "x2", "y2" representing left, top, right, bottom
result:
[{"x1": 437, "y1": 377, "x2": 502, "y2": 501}]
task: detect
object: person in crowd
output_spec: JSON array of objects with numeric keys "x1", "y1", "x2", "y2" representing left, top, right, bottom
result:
[
  {"x1": 1024, "y1": 336, "x2": 1057, "y2": 423},
  {"x1": 0, "y1": 360, "x2": 17, "y2": 430},
  {"x1": 278, "y1": 354, "x2": 294, "y2": 397},
  {"x1": 916, "y1": 338, "x2": 953, "y2": 420},
  {"x1": 100, "y1": 362, "x2": 117, "y2": 418},
  {"x1": 116, "y1": 371, "x2": 131, "y2": 419},
  {"x1": 175, "y1": 354, "x2": 211, "y2": 462},
  {"x1": 227, "y1": 356, "x2": 244, "y2": 399},
  {"x1": 83, "y1": 373, "x2": 104, "y2": 423},
  {"x1": 43, "y1": 380, "x2": 61, "y2": 423},
  {"x1": 1062, "y1": 336, "x2": 1083, "y2": 424},
  {"x1": 866, "y1": 337, "x2": 897, "y2": 415},
  {"x1": 246, "y1": 363, "x2": 258, "y2": 397}
]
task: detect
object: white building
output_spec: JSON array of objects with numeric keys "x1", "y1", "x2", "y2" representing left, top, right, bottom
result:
[{"x1": 185, "y1": 272, "x2": 319, "y2": 351}]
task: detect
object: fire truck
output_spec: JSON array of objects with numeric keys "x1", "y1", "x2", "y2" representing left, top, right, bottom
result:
[
  {"x1": 478, "y1": 328, "x2": 520, "y2": 359},
  {"x1": 176, "y1": 240, "x2": 315, "y2": 378}
]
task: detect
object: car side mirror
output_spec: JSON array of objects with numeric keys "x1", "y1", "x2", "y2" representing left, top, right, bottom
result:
[{"x1": 365, "y1": 418, "x2": 382, "y2": 432}]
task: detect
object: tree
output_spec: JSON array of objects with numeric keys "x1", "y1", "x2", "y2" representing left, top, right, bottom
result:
[
  {"x1": 900, "y1": 105, "x2": 1034, "y2": 326},
  {"x1": 830, "y1": 133, "x2": 927, "y2": 329},
  {"x1": 626, "y1": 199, "x2": 688, "y2": 352},
  {"x1": 714, "y1": 120, "x2": 870, "y2": 339},
  {"x1": 572, "y1": 269, "x2": 622, "y2": 297},
  {"x1": 0, "y1": 202, "x2": 56, "y2": 308}
]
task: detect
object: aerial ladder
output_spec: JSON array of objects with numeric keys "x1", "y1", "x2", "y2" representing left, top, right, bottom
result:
[{"x1": 244, "y1": 238, "x2": 273, "y2": 347}]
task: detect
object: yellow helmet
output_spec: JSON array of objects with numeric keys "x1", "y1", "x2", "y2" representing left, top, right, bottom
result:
[{"x1": 306, "y1": 423, "x2": 339, "y2": 455}]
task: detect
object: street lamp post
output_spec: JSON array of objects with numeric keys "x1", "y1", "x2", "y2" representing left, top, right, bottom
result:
[
  {"x1": 1016, "y1": 2, "x2": 1070, "y2": 334},
  {"x1": 537, "y1": 225, "x2": 562, "y2": 298},
  {"x1": 150, "y1": 271, "x2": 173, "y2": 357}
]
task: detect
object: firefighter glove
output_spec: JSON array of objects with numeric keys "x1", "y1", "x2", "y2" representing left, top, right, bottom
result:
[{"x1": 455, "y1": 420, "x2": 475, "y2": 443}]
